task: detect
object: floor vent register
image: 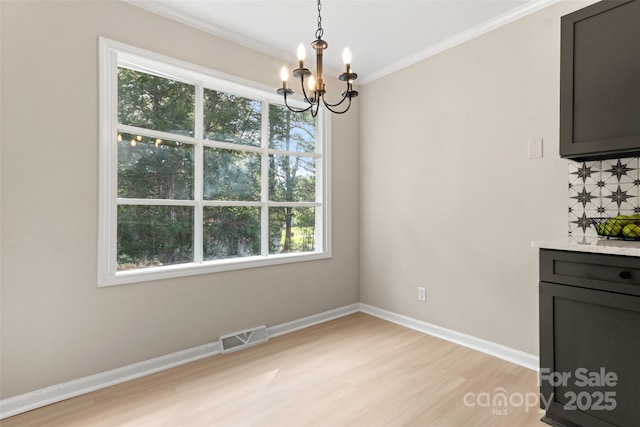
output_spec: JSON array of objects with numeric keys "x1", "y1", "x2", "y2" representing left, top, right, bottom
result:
[{"x1": 220, "y1": 325, "x2": 269, "y2": 354}]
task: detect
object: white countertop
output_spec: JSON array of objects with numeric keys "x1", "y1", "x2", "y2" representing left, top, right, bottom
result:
[{"x1": 532, "y1": 236, "x2": 640, "y2": 257}]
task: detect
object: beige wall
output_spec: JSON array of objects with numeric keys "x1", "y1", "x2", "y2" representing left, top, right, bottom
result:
[
  {"x1": 360, "y1": 1, "x2": 595, "y2": 355},
  {"x1": 0, "y1": 1, "x2": 359, "y2": 398}
]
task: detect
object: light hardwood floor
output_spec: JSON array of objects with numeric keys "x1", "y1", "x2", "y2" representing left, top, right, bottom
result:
[{"x1": 1, "y1": 313, "x2": 545, "y2": 427}]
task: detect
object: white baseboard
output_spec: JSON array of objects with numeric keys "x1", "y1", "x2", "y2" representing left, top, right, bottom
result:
[
  {"x1": 267, "y1": 303, "x2": 360, "y2": 338},
  {"x1": 0, "y1": 341, "x2": 222, "y2": 420},
  {"x1": 1, "y1": 302, "x2": 537, "y2": 419},
  {"x1": 0, "y1": 303, "x2": 360, "y2": 420},
  {"x1": 359, "y1": 303, "x2": 539, "y2": 371}
]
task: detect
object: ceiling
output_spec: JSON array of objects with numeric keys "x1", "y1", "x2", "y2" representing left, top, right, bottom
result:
[{"x1": 126, "y1": 0, "x2": 557, "y2": 85}]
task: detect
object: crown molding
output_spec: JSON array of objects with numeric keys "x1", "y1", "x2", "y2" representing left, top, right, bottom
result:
[
  {"x1": 359, "y1": 0, "x2": 560, "y2": 85},
  {"x1": 123, "y1": 0, "x2": 291, "y2": 62}
]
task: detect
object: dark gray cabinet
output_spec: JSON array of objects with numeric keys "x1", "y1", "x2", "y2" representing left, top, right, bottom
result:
[
  {"x1": 559, "y1": 0, "x2": 640, "y2": 161},
  {"x1": 539, "y1": 249, "x2": 640, "y2": 426}
]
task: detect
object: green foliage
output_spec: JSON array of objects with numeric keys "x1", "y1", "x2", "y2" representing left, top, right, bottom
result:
[
  {"x1": 204, "y1": 89, "x2": 262, "y2": 146},
  {"x1": 203, "y1": 148, "x2": 260, "y2": 201},
  {"x1": 269, "y1": 106, "x2": 315, "y2": 152},
  {"x1": 117, "y1": 205, "x2": 193, "y2": 269},
  {"x1": 203, "y1": 207, "x2": 261, "y2": 260},
  {"x1": 118, "y1": 134, "x2": 194, "y2": 199},
  {"x1": 118, "y1": 68, "x2": 195, "y2": 135},
  {"x1": 269, "y1": 208, "x2": 316, "y2": 253}
]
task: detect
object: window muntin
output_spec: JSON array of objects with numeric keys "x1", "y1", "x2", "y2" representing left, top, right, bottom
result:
[{"x1": 99, "y1": 38, "x2": 330, "y2": 286}]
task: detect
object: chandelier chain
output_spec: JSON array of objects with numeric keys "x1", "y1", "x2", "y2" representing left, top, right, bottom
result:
[{"x1": 315, "y1": 0, "x2": 323, "y2": 39}]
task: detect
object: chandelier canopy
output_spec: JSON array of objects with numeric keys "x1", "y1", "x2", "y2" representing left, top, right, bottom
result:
[{"x1": 277, "y1": 0, "x2": 358, "y2": 116}]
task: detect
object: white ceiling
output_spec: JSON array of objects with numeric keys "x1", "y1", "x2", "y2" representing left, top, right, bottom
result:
[{"x1": 126, "y1": 0, "x2": 557, "y2": 85}]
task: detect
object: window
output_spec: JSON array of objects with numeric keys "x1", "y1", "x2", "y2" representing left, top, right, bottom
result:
[{"x1": 98, "y1": 38, "x2": 330, "y2": 286}]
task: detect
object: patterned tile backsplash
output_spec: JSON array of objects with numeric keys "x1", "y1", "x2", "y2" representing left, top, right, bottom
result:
[{"x1": 569, "y1": 157, "x2": 640, "y2": 235}]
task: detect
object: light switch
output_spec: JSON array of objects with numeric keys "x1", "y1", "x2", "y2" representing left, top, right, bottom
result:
[{"x1": 528, "y1": 138, "x2": 543, "y2": 159}]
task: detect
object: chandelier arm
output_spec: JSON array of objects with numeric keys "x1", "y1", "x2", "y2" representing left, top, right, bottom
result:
[
  {"x1": 321, "y1": 88, "x2": 350, "y2": 108},
  {"x1": 283, "y1": 91, "x2": 314, "y2": 113},
  {"x1": 323, "y1": 96, "x2": 352, "y2": 114},
  {"x1": 321, "y1": 80, "x2": 358, "y2": 108}
]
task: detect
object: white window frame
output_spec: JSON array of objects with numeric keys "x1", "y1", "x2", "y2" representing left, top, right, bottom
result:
[{"x1": 98, "y1": 38, "x2": 331, "y2": 287}]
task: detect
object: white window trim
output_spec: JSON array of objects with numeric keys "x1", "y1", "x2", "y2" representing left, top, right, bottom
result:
[{"x1": 98, "y1": 37, "x2": 331, "y2": 287}]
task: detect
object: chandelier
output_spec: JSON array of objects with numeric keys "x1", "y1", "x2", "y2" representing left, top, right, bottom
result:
[{"x1": 277, "y1": 0, "x2": 358, "y2": 116}]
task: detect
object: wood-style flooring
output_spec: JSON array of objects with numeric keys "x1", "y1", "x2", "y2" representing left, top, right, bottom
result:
[{"x1": 1, "y1": 313, "x2": 545, "y2": 426}]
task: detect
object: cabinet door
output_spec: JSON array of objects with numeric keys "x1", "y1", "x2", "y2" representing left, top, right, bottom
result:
[
  {"x1": 559, "y1": 0, "x2": 640, "y2": 161},
  {"x1": 540, "y1": 282, "x2": 640, "y2": 427}
]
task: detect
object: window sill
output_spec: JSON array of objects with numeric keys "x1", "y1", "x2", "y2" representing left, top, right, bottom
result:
[{"x1": 98, "y1": 251, "x2": 331, "y2": 287}]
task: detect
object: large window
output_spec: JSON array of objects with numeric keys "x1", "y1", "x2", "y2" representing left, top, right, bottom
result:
[{"x1": 98, "y1": 39, "x2": 330, "y2": 286}]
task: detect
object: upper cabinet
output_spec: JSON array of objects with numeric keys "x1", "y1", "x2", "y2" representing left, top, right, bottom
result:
[{"x1": 560, "y1": 0, "x2": 640, "y2": 161}]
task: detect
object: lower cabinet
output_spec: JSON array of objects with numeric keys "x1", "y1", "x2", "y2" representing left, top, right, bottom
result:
[{"x1": 539, "y1": 249, "x2": 640, "y2": 427}]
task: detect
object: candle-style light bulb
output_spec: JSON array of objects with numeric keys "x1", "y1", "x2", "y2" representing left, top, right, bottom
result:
[
  {"x1": 307, "y1": 75, "x2": 316, "y2": 91},
  {"x1": 280, "y1": 66, "x2": 289, "y2": 88},
  {"x1": 342, "y1": 47, "x2": 352, "y2": 66},
  {"x1": 297, "y1": 44, "x2": 306, "y2": 61},
  {"x1": 297, "y1": 43, "x2": 306, "y2": 69},
  {"x1": 343, "y1": 47, "x2": 352, "y2": 74}
]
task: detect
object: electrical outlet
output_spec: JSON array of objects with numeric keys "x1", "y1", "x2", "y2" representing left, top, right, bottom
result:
[{"x1": 418, "y1": 287, "x2": 426, "y2": 302}]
